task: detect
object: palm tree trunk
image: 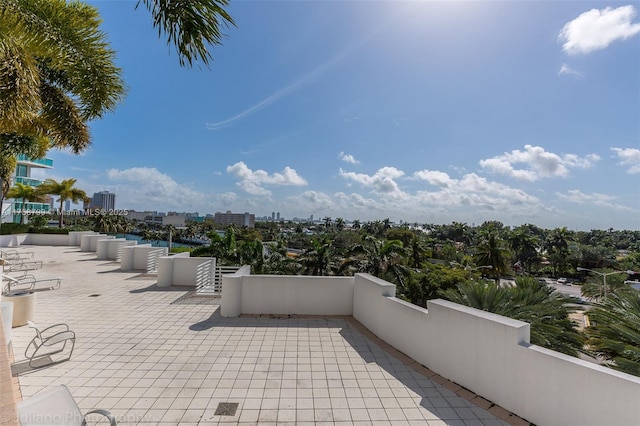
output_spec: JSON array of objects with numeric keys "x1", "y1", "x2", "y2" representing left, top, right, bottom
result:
[{"x1": 58, "y1": 199, "x2": 64, "y2": 228}]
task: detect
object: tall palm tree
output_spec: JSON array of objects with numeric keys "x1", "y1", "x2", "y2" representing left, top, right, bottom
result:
[
  {"x1": 545, "y1": 227, "x2": 572, "y2": 276},
  {"x1": 586, "y1": 291, "x2": 640, "y2": 376},
  {"x1": 5, "y1": 182, "x2": 46, "y2": 224},
  {"x1": 136, "y1": 0, "x2": 235, "y2": 68},
  {"x1": 443, "y1": 276, "x2": 584, "y2": 357},
  {"x1": 474, "y1": 231, "x2": 510, "y2": 283},
  {"x1": 299, "y1": 236, "x2": 334, "y2": 276},
  {"x1": 341, "y1": 236, "x2": 406, "y2": 281},
  {"x1": 37, "y1": 178, "x2": 87, "y2": 228},
  {"x1": 1, "y1": 0, "x2": 126, "y2": 154}
]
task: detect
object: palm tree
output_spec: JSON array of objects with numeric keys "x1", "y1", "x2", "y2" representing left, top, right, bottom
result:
[
  {"x1": 545, "y1": 227, "x2": 572, "y2": 276},
  {"x1": 443, "y1": 276, "x2": 584, "y2": 357},
  {"x1": 580, "y1": 270, "x2": 633, "y2": 301},
  {"x1": 341, "y1": 236, "x2": 406, "y2": 281},
  {"x1": 299, "y1": 236, "x2": 334, "y2": 276},
  {"x1": 1, "y1": 0, "x2": 126, "y2": 154},
  {"x1": 586, "y1": 291, "x2": 640, "y2": 376},
  {"x1": 5, "y1": 182, "x2": 46, "y2": 224},
  {"x1": 135, "y1": 0, "x2": 235, "y2": 68},
  {"x1": 37, "y1": 178, "x2": 87, "y2": 228},
  {"x1": 508, "y1": 225, "x2": 542, "y2": 274},
  {"x1": 474, "y1": 231, "x2": 510, "y2": 283}
]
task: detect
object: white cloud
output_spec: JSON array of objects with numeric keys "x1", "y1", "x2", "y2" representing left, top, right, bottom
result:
[
  {"x1": 226, "y1": 161, "x2": 307, "y2": 196},
  {"x1": 559, "y1": 64, "x2": 583, "y2": 78},
  {"x1": 339, "y1": 152, "x2": 360, "y2": 164},
  {"x1": 339, "y1": 166, "x2": 406, "y2": 196},
  {"x1": 479, "y1": 145, "x2": 599, "y2": 181},
  {"x1": 412, "y1": 170, "x2": 455, "y2": 187},
  {"x1": 105, "y1": 167, "x2": 210, "y2": 210},
  {"x1": 556, "y1": 189, "x2": 634, "y2": 211},
  {"x1": 612, "y1": 147, "x2": 640, "y2": 174},
  {"x1": 559, "y1": 5, "x2": 640, "y2": 55}
]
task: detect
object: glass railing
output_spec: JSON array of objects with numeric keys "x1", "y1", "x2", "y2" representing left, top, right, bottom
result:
[
  {"x1": 14, "y1": 176, "x2": 44, "y2": 187},
  {"x1": 15, "y1": 154, "x2": 53, "y2": 168},
  {"x1": 12, "y1": 202, "x2": 50, "y2": 211}
]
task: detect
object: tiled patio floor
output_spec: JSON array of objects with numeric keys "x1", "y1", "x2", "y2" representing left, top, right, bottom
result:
[{"x1": 9, "y1": 245, "x2": 515, "y2": 425}]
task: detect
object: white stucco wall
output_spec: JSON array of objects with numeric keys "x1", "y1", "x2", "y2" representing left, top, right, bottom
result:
[
  {"x1": 0, "y1": 234, "x2": 28, "y2": 248},
  {"x1": 121, "y1": 245, "x2": 166, "y2": 271},
  {"x1": 80, "y1": 234, "x2": 107, "y2": 252},
  {"x1": 221, "y1": 273, "x2": 354, "y2": 316},
  {"x1": 156, "y1": 253, "x2": 213, "y2": 287},
  {"x1": 351, "y1": 274, "x2": 640, "y2": 426},
  {"x1": 22, "y1": 234, "x2": 70, "y2": 246},
  {"x1": 68, "y1": 231, "x2": 96, "y2": 246}
]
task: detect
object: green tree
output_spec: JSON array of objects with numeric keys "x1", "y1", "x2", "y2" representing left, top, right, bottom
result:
[
  {"x1": 443, "y1": 276, "x2": 584, "y2": 357},
  {"x1": 37, "y1": 178, "x2": 87, "y2": 228},
  {"x1": 579, "y1": 270, "x2": 634, "y2": 301},
  {"x1": 5, "y1": 181, "x2": 45, "y2": 224},
  {"x1": 341, "y1": 236, "x2": 406, "y2": 282},
  {"x1": 299, "y1": 236, "x2": 334, "y2": 276},
  {"x1": 508, "y1": 224, "x2": 542, "y2": 274},
  {"x1": 473, "y1": 231, "x2": 510, "y2": 283},
  {"x1": 545, "y1": 227, "x2": 572, "y2": 276},
  {"x1": 1, "y1": 0, "x2": 126, "y2": 154},
  {"x1": 586, "y1": 291, "x2": 640, "y2": 376},
  {"x1": 136, "y1": 0, "x2": 235, "y2": 68}
]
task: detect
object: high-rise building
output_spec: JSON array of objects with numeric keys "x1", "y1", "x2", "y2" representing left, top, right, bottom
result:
[
  {"x1": 3, "y1": 154, "x2": 54, "y2": 223},
  {"x1": 276, "y1": 212, "x2": 280, "y2": 221},
  {"x1": 90, "y1": 191, "x2": 116, "y2": 210}
]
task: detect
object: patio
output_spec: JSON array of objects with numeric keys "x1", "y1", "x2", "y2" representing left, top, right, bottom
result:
[{"x1": 8, "y1": 245, "x2": 519, "y2": 425}]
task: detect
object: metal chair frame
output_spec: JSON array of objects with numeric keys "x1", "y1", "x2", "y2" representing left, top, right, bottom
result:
[{"x1": 24, "y1": 321, "x2": 75, "y2": 368}]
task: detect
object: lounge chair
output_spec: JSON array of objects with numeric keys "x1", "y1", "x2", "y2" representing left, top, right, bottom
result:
[
  {"x1": 24, "y1": 321, "x2": 75, "y2": 368},
  {"x1": 1, "y1": 249, "x2": 35, "y2": 260},
  {"x1": 2, "y1": 272, "x2": 62, "y2": 294},
  {"x1": 17, "y1": 384, "x2": 117, "y2": 425},
  {"x1": 3, "y1": 257, "x2": 43, "y2": 272}
]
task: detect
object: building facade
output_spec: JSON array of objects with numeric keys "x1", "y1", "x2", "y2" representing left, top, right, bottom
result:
[
  {"x1": 214, "y1": 211, "x2": 255, "y2": 228},
  {"x1": 3, "y1": 154, "x2": 54, "y2": 223},
  {"x1": 90, "y1": 191, "x2": 116, "y2": 210}
]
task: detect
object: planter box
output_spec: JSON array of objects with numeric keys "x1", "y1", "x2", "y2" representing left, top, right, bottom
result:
[{"x1": 3, "y1": 291, "x2": 36, "y2": 327}]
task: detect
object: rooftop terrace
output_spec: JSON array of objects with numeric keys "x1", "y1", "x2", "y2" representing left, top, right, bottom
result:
[{"x1": 4, "y1": 245, "x2": 520, "y2": 425}]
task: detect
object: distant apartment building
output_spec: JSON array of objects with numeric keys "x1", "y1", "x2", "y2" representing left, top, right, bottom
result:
[
  {"x1": 214, "y1": 211, "x2": 255, "y2": 228},
  {"x1": 90, "y1": 191, "x2": 116, "y2": 210},
  {"x1": 126, "y1": 210, "x2": 164, "y2": 226},
  {"x1": 2, "y1": 154, "x2": 54, "y2": 223}
]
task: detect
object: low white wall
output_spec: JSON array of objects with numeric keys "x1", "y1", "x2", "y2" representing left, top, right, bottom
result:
[
  {"x1": 220, "y1": 266, "x2": 251, "y2": 317},
  {"x1": 352, "y1": 273, "x2": 640, "y2": 426},
  {"x1": 69, "y1": 231, "x2": 95, "y2": 246},
  {"x1": 22, "y1": 234, "x2": 70, "y2": 246},
  {"x1": 121, "y1": 245, "x2": 166, "y2": 271},
  {"x1": 0, "y1": 234, "x2": 28, "y2": 248},
  {"x1": 221, "y1": 272, "x2": 354, "y2": 317},
  {"x1": 96, "y1": 238, "x2": 124, "y2": 259},
  {"x1": 173, "y1": 257, "x2": 215, "y2": 287},
  {"x1": 80, "y1": 234, "x2": 106, "y2": 252},
  {"x1": 156, "y1": 253, "x2": 214, "y2": 287}
]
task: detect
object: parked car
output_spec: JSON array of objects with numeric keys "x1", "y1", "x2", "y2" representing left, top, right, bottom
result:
[{"x1": 557, "y1": 277, "x2": 568, "y2": 285}]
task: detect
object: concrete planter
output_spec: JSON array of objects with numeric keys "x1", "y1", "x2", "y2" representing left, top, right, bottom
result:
[{"x1": 3, "y1": 291, "x2": 36, "y2": 327}]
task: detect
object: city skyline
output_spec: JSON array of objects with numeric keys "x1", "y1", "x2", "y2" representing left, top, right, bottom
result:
[{"x1": 35, "y1": 1, "x2": 639, "y2": 230}]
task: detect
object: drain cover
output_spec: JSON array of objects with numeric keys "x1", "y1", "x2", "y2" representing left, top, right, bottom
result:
[
  {"x1": 214, "y1": 402, "x2": 239, "y2": 416},
  {"x1": 88, "y1": 294, "x2": 101, "y2": 297}
]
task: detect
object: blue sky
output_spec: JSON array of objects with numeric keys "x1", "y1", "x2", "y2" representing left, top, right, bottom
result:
[{"x1": 38, "y1": 1, "x2": 639, "y2": 230}]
